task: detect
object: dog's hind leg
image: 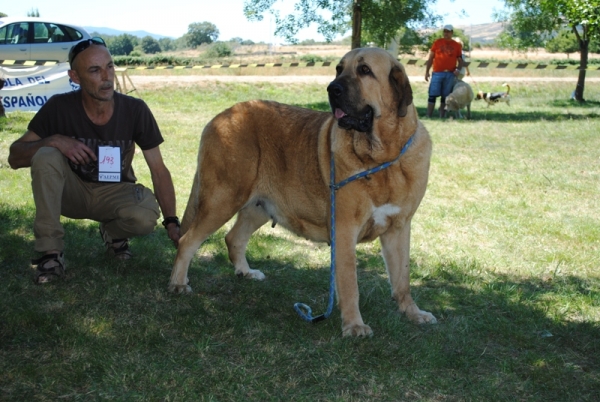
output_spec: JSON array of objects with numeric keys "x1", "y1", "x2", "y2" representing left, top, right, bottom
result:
[
  {"x1": 225, "y1": 203, "x2": 270, "y2": 280},
  {"x1": 380, "y1": 223, "x2": 437, "y2": 325},
  {"x1": 169, "y1": 199, "x2": 243, "y2": 293}
]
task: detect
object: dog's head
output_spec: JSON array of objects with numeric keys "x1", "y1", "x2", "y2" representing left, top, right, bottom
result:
[
  {"x1": 475, "y1": 91, "x2": 484, "y2": 100},
  {"x1": 327, "y1": 48, "x2": 413, "y2": 133}
]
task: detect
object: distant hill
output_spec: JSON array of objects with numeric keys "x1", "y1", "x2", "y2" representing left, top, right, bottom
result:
[
  {"x1": 419, "y1": 22, "x2": 505, "y2": 45},
  {"x1": 84, "y1": 26, "x2": 172, "y2": 40},
  {"x1": 454, "y1": 22, "x2": 505, "y2": 45}
]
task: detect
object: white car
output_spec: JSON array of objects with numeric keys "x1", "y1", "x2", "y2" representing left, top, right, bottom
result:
[{"x1": 0, "y1": 17, "x2": 91, "y2": 63}]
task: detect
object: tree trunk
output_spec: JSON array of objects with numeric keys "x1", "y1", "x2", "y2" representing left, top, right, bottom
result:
[
  {"x1": 351, "y1": 1, "x2": 362, "y2": 49},
  {"x1": 574, "y1": 31, "x2": 588, "y2": 102}
]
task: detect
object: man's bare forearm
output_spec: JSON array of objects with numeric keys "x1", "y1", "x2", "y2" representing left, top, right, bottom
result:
[
  {"x1": 8, "y1": 136, "x2": 53, "y2": 169},
  {"x1": 9, "y1": 133, "x2": 96, "y2": 170}
]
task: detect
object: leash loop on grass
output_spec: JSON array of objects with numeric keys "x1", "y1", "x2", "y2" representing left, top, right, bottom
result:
[{"x1": 293, "y1": 132, "x2": 415, "y2": 323}]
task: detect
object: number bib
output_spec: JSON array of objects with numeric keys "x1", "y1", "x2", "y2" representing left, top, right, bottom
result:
[{"x1": 98, "y1": 146, "x2": 121, "y2": 182}]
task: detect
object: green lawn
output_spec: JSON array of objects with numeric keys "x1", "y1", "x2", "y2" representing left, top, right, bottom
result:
[{"x1": 0, "y1": 72, "x2": 599, "y2": 401}]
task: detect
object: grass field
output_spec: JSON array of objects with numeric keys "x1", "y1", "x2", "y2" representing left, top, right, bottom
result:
[{"x1": 0, "y1": 70, "x2": 599, "y2": 400}]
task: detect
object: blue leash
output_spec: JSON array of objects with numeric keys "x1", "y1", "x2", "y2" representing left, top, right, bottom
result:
[{"x1": 293, "y1": 134, "x2": 415, "y2": 323}]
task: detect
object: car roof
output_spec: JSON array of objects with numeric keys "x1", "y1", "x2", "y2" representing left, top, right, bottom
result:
[{"x1": 0, "y1": 16, "x2": 90, "y2": 34}]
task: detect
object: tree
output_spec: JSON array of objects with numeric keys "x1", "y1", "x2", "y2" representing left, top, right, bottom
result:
[
  {"x1": 498, "y1": 0, "x2": 600, "y2": 102},
  {"x1": 545, "y1": 29, "x2": 579, "y2": 58},
  {"x1": 243, "y1": 0, "x2": 437, "y2": 49},
  {"x1": 107, "y1": 34, "x2": 137, "y2": 56},
  {"x1": 186, "y1": 22, "x2": 219, "y2": 48},
  {"x1": 141, "y1": 36, "x2": 162, "y2": 54},
  {"x1": 27, "y1": 8, "x2": 39, "y2": 17},
  {"x1": 158, "y1": 37, "x2": 176, "y2": 52},
  {"x1": 0, "y1": 12, "x2": 8, "y2": 18}
]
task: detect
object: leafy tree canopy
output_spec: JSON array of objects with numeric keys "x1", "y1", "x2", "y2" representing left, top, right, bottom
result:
[
  {"x1": 497, "y1": 0, "x2": 600, "y2": 101},
  {"x1": 158, "y1": 37, "x2": 176, "y2": 52},
  {"x1": 497, "y1": 0, "x2": 600, "y2": 50},
  {"x1": 0, "y1": 12, "x2": 8, "y2": 18},
  {"x1": 243, "y1": 0, "x2": 437, "y2": 47},
  {"x1": 141, "y1": 36, "x2": 162, "y2": 54},
  {"x1": 545, "y1": 29, "x2": 580, "y2": 55},
  {"x1": 107, "y1": 34, "x2": 137, "y2": 56},
  {"x1": 187, "y1": 22, "x2": 219, "y2": 48}
]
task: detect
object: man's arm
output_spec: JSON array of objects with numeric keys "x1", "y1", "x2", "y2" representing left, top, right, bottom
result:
[
  {"x1": 424, "y1": 51, "x2": 435, "y2": 82},
  {"x1": 8, "y1": 130, "x2": 96, "y2": 169},
  {"x1": 456, "y1": 55, "x2": 465, "y2": 70},
  {"x1": 142, "y1": 146, "x2": 180, "y2": 246}
]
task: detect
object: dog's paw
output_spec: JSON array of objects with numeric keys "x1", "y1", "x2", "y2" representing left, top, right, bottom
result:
[
  {"x1": 342, "y1": 324, "x2": 373, "y2": 337},
  {"x1": 168, "y1": 284, "x2": 193, "y2": 294},
  {"x1": 236, "y1": 269, "x2": 266, "y2": 281},
  {"x1": 408, "y1": 309, "x2": 437, "y2": 325}
]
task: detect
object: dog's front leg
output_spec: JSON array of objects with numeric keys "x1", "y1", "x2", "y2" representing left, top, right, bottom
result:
[
  {"x1": 380, "y1": 223, "x2": 437, "y2": 324},
  {"x1": 335, "y1": 226, "x2": 373, "y2": 337}
]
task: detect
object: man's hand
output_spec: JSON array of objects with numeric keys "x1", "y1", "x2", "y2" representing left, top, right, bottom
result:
[
  {"x1": 9, "y1": 131, "x2": 95, "y2": 169},
  {"x1": 425, "y1": 70, "x2": 430, "y2": 82},
  {"x1": 53, "y1": 135, "x2": 96, "y2": 165},
  {"x1": 165, "y1": 223, "x2": 180, "y2": 248}
]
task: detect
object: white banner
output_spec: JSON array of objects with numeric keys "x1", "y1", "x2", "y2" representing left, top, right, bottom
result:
[{"x1": 0, "y1": 62, "x2": 80, "y2": 112}]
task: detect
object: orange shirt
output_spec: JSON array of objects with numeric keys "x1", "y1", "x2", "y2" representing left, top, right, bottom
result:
[{"x1": 431, "y1": 38, "x2": 462, "y2": 72}]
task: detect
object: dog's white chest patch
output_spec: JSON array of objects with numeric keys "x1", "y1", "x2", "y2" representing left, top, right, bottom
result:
[{"x1": 372, "y1": 204, "x2": 401, "y2": 226}]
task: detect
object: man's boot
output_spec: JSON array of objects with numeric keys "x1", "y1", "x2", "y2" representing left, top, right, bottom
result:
[
  {"x1": 426, "y1": 102, "x2": 435, "y2": 117},
  {"x1": 439, "y1": 103, "x2": 446, "y2": 118}
]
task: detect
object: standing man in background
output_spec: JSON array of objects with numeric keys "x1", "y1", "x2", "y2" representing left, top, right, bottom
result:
[{"x1": 424, "y1": 24, "x2": 465, "y2": 118}]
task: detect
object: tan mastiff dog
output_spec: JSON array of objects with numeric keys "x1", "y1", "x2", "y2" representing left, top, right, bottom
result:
[{"x1": 169, "y1": 47, "x2": 436, "y2": 337}]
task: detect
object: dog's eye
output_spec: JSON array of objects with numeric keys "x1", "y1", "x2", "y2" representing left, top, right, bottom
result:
[
  {"x1": 358, "y1": 64, "x2": 371, "y2": 75},
  {"x1": 335, "y1": 65, "x2": 343, "y2": 76}
]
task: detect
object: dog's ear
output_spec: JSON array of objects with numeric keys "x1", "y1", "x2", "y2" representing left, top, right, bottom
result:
[{"x1": 389, "y1": 64, "x2": 413, "y2": 117}]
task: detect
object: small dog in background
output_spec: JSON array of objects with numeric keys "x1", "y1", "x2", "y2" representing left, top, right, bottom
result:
[
  {"x1": 476, "y1": 83, "x2": 511, "y2": 107},
  {"x1": 445, "y1": 79, "x2": 474, "y2": 119}
]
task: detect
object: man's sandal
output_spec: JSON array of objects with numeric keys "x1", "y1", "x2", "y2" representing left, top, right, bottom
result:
[
  {"x1": 105, "y1": 238, "x2": 133, "y2": 260},
  {"x1": 32, "y1": 253, "x2": 65, "y2": 284},
  {"x1": 99, "y1": 226, "x2": 133, "y2": 260}
]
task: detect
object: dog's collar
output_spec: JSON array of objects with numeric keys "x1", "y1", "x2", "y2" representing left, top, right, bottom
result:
[{"x1": 331, "y1": 131, "x2": 416, "y2": 191}]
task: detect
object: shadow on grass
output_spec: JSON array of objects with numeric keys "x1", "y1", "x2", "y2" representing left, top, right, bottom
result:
[
  {"x1": 415, "y1": 104, "x2": 600, "y2": 122},
  {"x1": 1, "y1": 203, "x2": 599, "y2": 400},
  {"x1": 294, "y1": 98, "x2": 600, "y2": 123}
]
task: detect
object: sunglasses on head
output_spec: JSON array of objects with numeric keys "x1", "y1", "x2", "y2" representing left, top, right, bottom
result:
[{"x1": 69, "y1": 37, "x2": 107, "y2": 65}]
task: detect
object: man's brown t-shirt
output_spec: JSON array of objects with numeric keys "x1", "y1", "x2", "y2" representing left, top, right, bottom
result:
[{"x1": 28, "y1": 90, "x2": 163, "y2": 183}]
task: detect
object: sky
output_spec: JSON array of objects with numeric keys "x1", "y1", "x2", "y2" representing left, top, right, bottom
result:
[{"x1": 1, "y1": 0, "x2": 507, "y2": 43}]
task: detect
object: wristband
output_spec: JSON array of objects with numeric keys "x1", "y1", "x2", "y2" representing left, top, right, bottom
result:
[{"x1": 162, "y1": 216, "x2": 180, "y2": 228}]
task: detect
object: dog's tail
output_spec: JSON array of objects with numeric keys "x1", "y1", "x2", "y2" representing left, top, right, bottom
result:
[
  {"x1": 180, "y1": 168, "x2": 201, "y2": 235},
  {"x1": 502, "y1": 83, "x2": 510, "y2": 94}
]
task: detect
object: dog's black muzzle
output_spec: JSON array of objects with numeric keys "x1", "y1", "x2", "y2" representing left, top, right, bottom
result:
[{"x1": 327, "y1": 80, "x2": 373, "y2": 133}]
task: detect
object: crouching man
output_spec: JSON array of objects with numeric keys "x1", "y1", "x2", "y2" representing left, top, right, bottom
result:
[{"x1": 8, "y1": 37, "x2": 180, "y2": 283}]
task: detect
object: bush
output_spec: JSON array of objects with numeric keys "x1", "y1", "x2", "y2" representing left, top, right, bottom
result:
[
  {"x1": 205, "y1": 42, "x2": 233, "y2": 58},
  {"x1": 300, "y1": 54, "x2": 324, "y2": 63}
]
